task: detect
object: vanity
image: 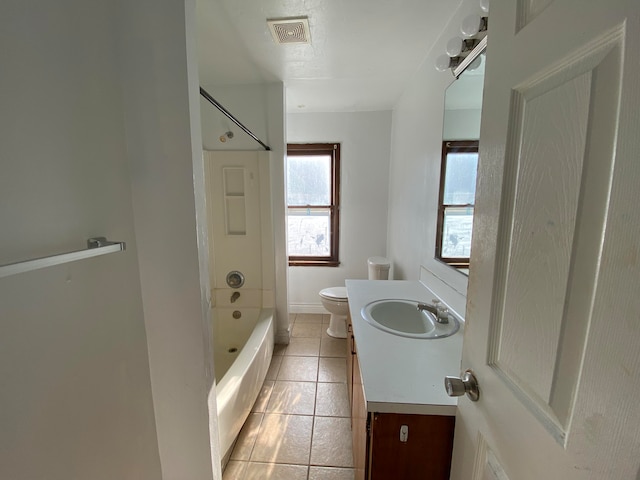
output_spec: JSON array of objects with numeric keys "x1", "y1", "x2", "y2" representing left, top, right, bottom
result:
[{"x1": 345, "y1": 280, "x2": 464, "y2": 480}]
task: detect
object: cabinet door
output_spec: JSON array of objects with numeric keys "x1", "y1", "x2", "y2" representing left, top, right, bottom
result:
[
  {"x1": 346, "y1": 313, "x2": 354, "y2": 411},
  {"x1": 369, "y1": 413, "x2": 454, "y2": 480},
  {"x1": 351, "y1": 338, "x2": 368, "y2": 480}
]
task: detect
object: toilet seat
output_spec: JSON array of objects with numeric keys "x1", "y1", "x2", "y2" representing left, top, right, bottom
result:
[{"x1": 319, "y1": 286, "x2": 348, "y2": 302}]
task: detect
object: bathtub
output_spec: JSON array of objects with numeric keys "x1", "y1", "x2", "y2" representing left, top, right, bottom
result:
[{"x1": 214, "y1": 307, "x2": 274, "y2": 460}]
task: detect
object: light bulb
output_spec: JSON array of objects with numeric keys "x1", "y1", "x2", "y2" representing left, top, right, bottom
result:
[
  {"x1": 479, "y1": 0, "x2": 490, "y2": 13},
  {"x1": 466, "y1": 56, "x2": 482, "y2": 71},
  {"x1": 461, "y1": 14, "x2": 481, "y2": 38},
  {"x1": 435, "y1": 54, "x2": 452, "y2": 72},
  {"x1": 446, "y1": 37, "x2": 463, "y2": 57}
]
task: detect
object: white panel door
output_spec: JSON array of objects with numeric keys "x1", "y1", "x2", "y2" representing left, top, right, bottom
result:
[{"x1": 450, "y1": 0, "x2": 640, "y2": 478}]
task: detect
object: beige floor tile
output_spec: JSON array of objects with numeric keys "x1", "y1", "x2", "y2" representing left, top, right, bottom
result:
[
  {"x1": 291, "y1": 322, "x2": 323, "y2": 338},
  {"x1": 318, "y1": 357, "x2": 347, "y2": 383},
  {"x1": 222, "y1": 460, "x2": 248, "y2": 480},
  {"x1": 284, "y1": 337, "x2": 321, "y2": 357},
  {"x1": 251, "y1": 414, "x2": 313, "y2": 465},
  {"x1": 320, "y1": 336, "x2": 347, "y2": 357},
  {"x1": 265, "y1": 355, "x2": 282, "y2": 381},
  {"x1": 315, "y1": 382, "x2": 350, "y2": 417},
  {"x1": 230, "y1": 412, "x2": 264, "y2": 461},
  {"x1": 322, "y1": 314, "x2": 331, "y2": 325},
  {"x1": 295, "y1": 313, "x2": 324, "y2": 323},
  {"x1": 244, "y1": 462, "x2": 308, "y2": 480},
  {"x1": 252, "y1": 381, "x2": 274, "y2": 413},
  {"x1": 277, "y1": 356, "x2": 319, "y2": 382},
  {"x1": 309, "y1": 466, "x2": 355, "y2": 480},
  {"x1": 266, "y1": 381, "x2": 316, "y2": 415},
  {"x1": 273, "y1": 343, "x2": 287, "y2": 356},
  {"x1": 310, "y1": 416, "x2": 354, "y2": 468},
  {"x1": 322, "y1": 324, "x2": 346, "y2": 338}
]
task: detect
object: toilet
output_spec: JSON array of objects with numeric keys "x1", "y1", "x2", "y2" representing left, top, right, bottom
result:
[
  {"x1": 320, "y1": 256, "x2": 390, "y2": 338},
  {"x1": 319, "y1": 287, "x2": 350, "y2": 338},
  {"x1": 367, "y1": 256, "x2": 391, "y2": 280}
]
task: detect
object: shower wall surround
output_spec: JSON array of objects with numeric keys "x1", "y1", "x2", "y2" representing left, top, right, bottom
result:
[{"x1": 204, "y1": 150, "x2": 276, "y2": 316}]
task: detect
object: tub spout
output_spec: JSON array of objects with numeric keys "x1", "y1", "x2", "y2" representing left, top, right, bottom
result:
[{"x1": 230, "y1": 291, "x2": 240, "y2": 303}]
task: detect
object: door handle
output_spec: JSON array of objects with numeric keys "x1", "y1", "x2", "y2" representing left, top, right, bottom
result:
[{"x1": 444, "y1": 369, "x2": 480, "y2": 401}]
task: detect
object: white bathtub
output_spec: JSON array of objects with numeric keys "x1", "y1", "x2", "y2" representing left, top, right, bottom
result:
[{"x1": 214, "y1": 307, "x2": 274, "y2": 460}]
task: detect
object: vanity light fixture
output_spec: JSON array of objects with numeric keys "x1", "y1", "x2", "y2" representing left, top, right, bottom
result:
[
  {"x1": 435, "y1": 55, "x2": 463, "y2": 72},
  {"x1": 434, "y1": 0, "x2": 489, "y2": 75},
  {"x1": 452, "y1": 36, "x2": 487, "y2": 77},
  {"x1": 446, "y1": 37, "x2": 480, "y2": 57},
  {"x1": 460, "y1": 14, "x2": 488, "y2": 38}
]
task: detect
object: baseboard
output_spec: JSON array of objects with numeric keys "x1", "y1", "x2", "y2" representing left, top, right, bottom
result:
[
  {"x1": 289, "y1": 303, "x2": 328, "y2": 315},
  {"x1": 275, "y1": 330, "x2": 291, "y2": 345}
]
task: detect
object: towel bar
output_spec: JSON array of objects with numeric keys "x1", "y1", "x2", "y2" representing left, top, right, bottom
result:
[{"x1": 0, "y1": 237, "x2": 126, "y2": 279}]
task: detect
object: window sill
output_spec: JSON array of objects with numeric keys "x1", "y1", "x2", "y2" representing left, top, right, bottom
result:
[{"x1": 289, "y1": 259, "x2": 340, "y2": 267}]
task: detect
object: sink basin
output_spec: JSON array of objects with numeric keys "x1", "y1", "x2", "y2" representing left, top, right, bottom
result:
[{"x1": 361, "y1": 299, "x2": 459, "y2": 339}]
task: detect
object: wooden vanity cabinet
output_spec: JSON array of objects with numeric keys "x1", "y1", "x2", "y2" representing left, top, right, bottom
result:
[
  {"x1": 367, "y1": 413, "x2": 455, "y2": 479},
  {"x1": 347, "y1": 314, "x2": 455, "y2": 480},
  {"x1": 347, "y1": 314, "x2": 354, "y2": 413}
]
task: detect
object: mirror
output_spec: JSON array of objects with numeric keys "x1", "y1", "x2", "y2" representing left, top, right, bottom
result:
[{"x1": 437, "y1": 51, "x2": 486, "y2": 276}]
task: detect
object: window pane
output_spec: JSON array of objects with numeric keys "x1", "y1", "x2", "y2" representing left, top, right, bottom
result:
[
  {"x1": 443, "y1": 152, "x2": 478, "y2": 205},
  {"x1": 287, "y1": 155, "x2": 331, "y2": 206},
  {"x1": 441, "y1": 206, "x2": 474, "y2": 259},
  {"x1": 287, "y1": 208, "x2": 331, "y2": 256}
]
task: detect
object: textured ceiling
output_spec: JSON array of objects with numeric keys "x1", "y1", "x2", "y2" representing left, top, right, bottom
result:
[{"x1": 196, "y1": 0, "x2": 462, "y2": 112}]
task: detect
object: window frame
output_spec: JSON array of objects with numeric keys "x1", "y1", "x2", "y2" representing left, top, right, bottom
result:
[
  {"x1": 435, "y1": 140, "x2": 479, "y2": 268},
  {"x1": 286, "y1": 143, "x2": 341, "y2": 267}
]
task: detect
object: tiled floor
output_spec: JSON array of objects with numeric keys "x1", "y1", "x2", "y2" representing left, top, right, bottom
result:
[{"x1": 223, "y1": 313, "x2": 354, "y2": 480}]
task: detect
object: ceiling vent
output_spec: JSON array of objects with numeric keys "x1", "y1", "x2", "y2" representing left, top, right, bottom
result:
[{"x1": 267, "y1": 17, "x2": 311, "y2": 44}]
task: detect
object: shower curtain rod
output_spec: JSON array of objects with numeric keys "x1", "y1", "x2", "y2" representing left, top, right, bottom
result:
[{"x1": 199, "y1": 87, "x2": 271, "y2": 151}]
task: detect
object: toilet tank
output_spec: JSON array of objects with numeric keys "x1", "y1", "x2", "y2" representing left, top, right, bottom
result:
[{"x1": 367, "y1": 256, "x2": 390, "y2": 280}]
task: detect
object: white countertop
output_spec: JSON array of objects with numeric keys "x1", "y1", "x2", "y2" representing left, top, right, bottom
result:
[{"x1": 346, "y1": 280, "x2": 464, "y2": 416}]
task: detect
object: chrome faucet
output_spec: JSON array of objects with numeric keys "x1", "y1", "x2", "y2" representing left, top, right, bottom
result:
[
  {"x1": 230, "y1": 291, "x2": 240, "y2": 303},
  {"x1": 417, "y1": 299, "x2": 449, "y2": 324}
]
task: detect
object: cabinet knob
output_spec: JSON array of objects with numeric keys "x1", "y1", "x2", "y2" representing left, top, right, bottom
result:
[
  {"x1": 399, "y1": 424, "x2": 408, "y2": 442},
  {"x1": 444, "y1": 369, "x2": 479, "y2": 401}
]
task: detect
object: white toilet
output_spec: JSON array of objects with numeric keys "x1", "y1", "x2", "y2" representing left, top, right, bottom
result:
[
  {"x1": 320, "y1": 256, "x2": 390, "y2": 338},
  {"x1": 319, "y1": 287, "x2": 350, "y2": 338},
  {"x1": 367, "y1": 256, "x2": 391, "y2": 280}
]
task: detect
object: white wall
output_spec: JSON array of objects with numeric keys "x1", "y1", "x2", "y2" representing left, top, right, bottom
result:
[
  {"x1": 0, "y1": 1, "x2": 162, "y2": 479},
  {"x1": 119, "y1": 0, "x2": 220, "y2": 478},
  {"x1": 286, "y1": 111, "x2": 392, "y2": 312},
  {"x1": 201, "y1": 85, "x2": 273, "y2": 151},
  {"x1": 387, "y1": 1, "x2": 484, "y2": 316}
]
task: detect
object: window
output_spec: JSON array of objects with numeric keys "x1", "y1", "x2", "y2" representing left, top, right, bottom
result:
[
  {"x1": 436, "y1": 140, "x2": 479, "y2": 268},
  {"x1": 286, "y1": 143, "x2": 341, "y2": 266}
]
